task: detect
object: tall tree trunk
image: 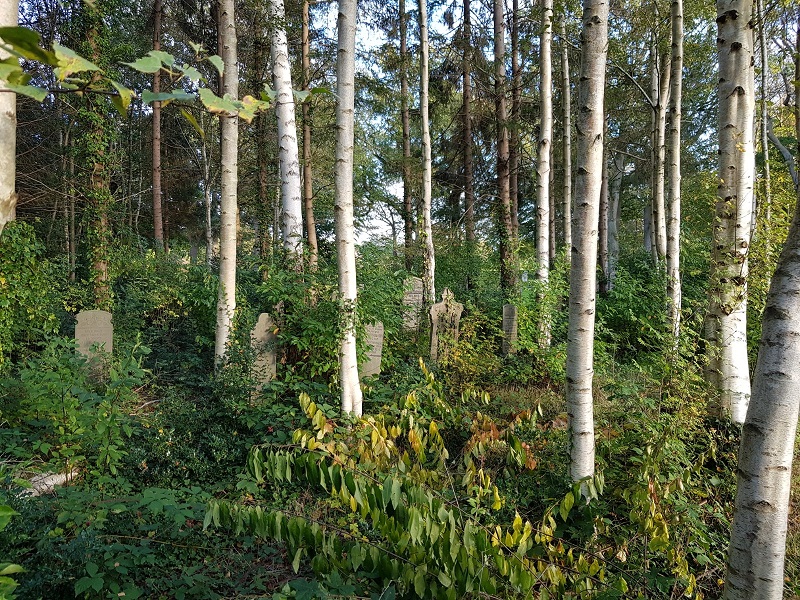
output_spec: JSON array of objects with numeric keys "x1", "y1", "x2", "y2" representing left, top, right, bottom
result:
[
  {"x1": 598, "y1": 145, "x2": 609, "y2": 293},
  {"x1": 723, "y1": 93, "x2": 800, "y2": 599},
  {"x1": 152, "y1": 0, "x2": 164, "y2": 250},
  {"x1": 495, "y1": 0, "x2": 515, "y2": 296},
  {"x1": 651, "y1": 44, "x2": 670, "y2": 264},
  {"x1": 566, "y1": 0, "x2": 608, "y2": 486},
  {"x1": 560, "y1": 16, "x2": 572, "y2": 260},
  {"x1": 0, "y1": 0, "x2": 19, "y2": 235},
  {"x1": 707, "y1": 0, "x2": 755, "y2": 424},
  {"x1": 335, "y1": 0, "x2": 363, "y2": 416},
  {"x1": 214, "y1": 0, "x2": 239, "y2": 365},
  {"x1": 509, "y1": 0, "x2": 520, "y2": 239},
  {"x1": 463, "y1": 0, "x2": 475, "y2": 243},
  {"x1": 756, "y1": 0, "x2": 771, "y2": 224},
  {"x1": 302, "y1": 0, "x2": 318, "y2": 269},
  {"x1": 400, "y1": 0, "x2": 414, "y2": 267},
  {"x1": 666, "y1": 0, "x2": 683, "y2": 341},
  {"x1": 536, "y1": 0, "x2": 553, "y2": 285},
  {"x1": 607, "y1": 152, "x2": 623, "y2": 291},
  {"x1": 419, "y1": 0, "x2": 435, "y2": 305},
  {"x1": 271, "y1": 0, "x2": 303, "y2": 267}
]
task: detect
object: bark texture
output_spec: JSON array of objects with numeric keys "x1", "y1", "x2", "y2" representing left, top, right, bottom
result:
[
  {"x1": 723, "y1": 133, "x2": 800, "y2": 600},
  {"x1": 463, "y1": 0, "x2": 475, "y2": 243},
  {"x1": 707, "y1": 0, "x2": 755, "y2": 423},
  {"x1": 566, "y1": 0, "x2": 608, "y2": 484},
  {"x1": 335, "y1": 0, "x2": 363, "y2": 416},
  {"x1": 400, "y1": 0, "x2": 414, "y2": 267},
  {"x1": 495, "y1": 0, "x2": 515, "y2": 296},
  {"x1": 214, "y1": 0, "x2": 239, "y2": 365},
  {"x1": 151, "y1": 0, "x2": 164, "y2": 250},
  {"x1": 560, "y1": 16, "x2": 572, "y2": 258},
  {"x1": 271, "y1": 0, "x2": 303, "y2": 265},
  {"x1": 419, "y1": 0, "x2": 436, "y2": 305},
  {"x1": 536, "y1": 0, "x2": 553, "y2": 285},
  {"x1": 666, "y1": 0, "x2": 683, "y2": 340},
  {"x1": 302, "y1": 0, "x2": 318, "y2": 269},
  {"x1": 0, "y1": 0, "x2": 18, "y2": 236}
]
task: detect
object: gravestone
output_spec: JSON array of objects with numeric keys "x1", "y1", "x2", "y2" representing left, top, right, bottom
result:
[
  {"x1": 362, "y1": 322, "x2": 384, "y2": 378},
  {"x1": 189, "y1": 244, "x2": 199, "y2": 264},
  {"x1": 251, "y1": 313, "x2": 278, "y2": 392},
  {"x1": 402, "y1": 276, "x2": 424, "y2": 329},
  {"x1": 429, "y1": 288, "x2": 464, "y2": 363},
  {"x1": 75, "y1": 310, "x2": 113, "y2": 363},
  {"x1": 502, "y1": 303, "x2": 518, "y2": 355}
]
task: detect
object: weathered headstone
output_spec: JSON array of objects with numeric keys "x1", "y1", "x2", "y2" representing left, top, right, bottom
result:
[
  {"x1": 251, "y1": 313, "x2": 278, "y2": 392},
  {"x1": 362, "y1": 322, "x2": 384, "y2": 378},
  {"x1": 502, "y1": 303, "x2": 518, "y2": 355},
  {"x1": 189, "y1": 244, "x2": 199, "y2": 264},
  {"x1": 429, "y1": 288, "x2": 464, "y2": 363},
  {"x1": 75, "y1": 310, "x2": 113, "y2": 363},
  {"x1": 402, "y1": 276, "x2": 424, "y2": 329}
]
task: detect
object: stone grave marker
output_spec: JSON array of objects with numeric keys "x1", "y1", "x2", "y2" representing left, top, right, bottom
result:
[
  {"x1": 251, "y1": 313, "x2": 278, "y2": 392},
  {"x1": 362, "y1": 322, "x2": 384, "y2": 378},
  {"x1": 429, "y1": 288, "x2": 464, "y2": 363},
  {"x1": 75, "y1": 310, "x2": 113, "y2": 364},
  {"x1": 502, "y1": 303, "x2": 518, "y2": 355},
  {"x1": 402, "y1": 276, "x2": 424, "y2": 329}
]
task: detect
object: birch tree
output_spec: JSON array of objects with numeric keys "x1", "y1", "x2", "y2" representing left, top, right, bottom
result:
[
  {"x1": 214, "y1": 0, "x2": 239, "y2": 365},
  {"x1": 707, "y1": 0, "x2": 755, "y2": 423},
  {"x1": 650, "y1": 42, "x2": 670, "y2": 263},
  {"x1": 335, "y1": 0, "x2": 363, "y2": 415},
  {"x1": 666, "y1": 0, "x2": 683, "y2": 340},
  {"x1": 400, "y1": 0, "x2": 414, "y2": 266},
  {"x1": 0, "y1": 0, "x2": 18, "y2": 236},
  {"x1": 723, "y1": 104, "x2": 800, "y2": 600},
  {"x1": 419, "y1": 0, "x2": 435, "y2": 305},
  {"x1": 271, "y1": 0, "x2": 304, "y2": 266},
  {"x1": 536, "y1": 0, "x2": 553, "y2": 287},
  {"x1": 566, "y1": 0, "x2": 608, "y2": 485},
  {"x1": 560, "y1": 16, "x2": 572, "y2": 258}
]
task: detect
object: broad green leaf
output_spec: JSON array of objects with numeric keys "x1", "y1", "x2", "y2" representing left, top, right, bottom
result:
[
  {"x1": 181, "y1": 65, "x2": 202, "y2": 83},
  {"x1": 291, "y1": 547, "x2": 302, "y2": 573},
  {"x1": 310, "y1": 86, "x2": 331, "y2": 95},
  {"x1": 0, "y1": 60, "x2": 21, "y2": 81},
  {"x1": 188, "y1": 41, "x2": 204, "y2": 54},
  {"x1": 390, "y1": 478, "x2": 401, "y2": 510},
  {"x1": 559, "y1": 491, "x2": 574, "y2": 522},
  {"x1": 0, "y1": 563, "x2": 24, "y2": 576},
  {"x1": 198, "y1": 88, "x2": 238, "y2": 115},
  {"x1": 261, "y1": 87, "x2": 276, "y2": 102},
  {"x1": 53, "y1": 43, "x2": 100, "y2": 80},
  {"x1": 123, "y1": 55, "x2": 162, "y2": 74},
  {"x1": 413, "y1": 570, "x2": 425, "y2": 597},
  {"x1": 0, "y1": 26, "x2": 56, "y2": 64},
  {"x1": 237, "y1": 95, "x2": 267, "y2": 123},
  {"x1": 110, "y1": 80, "x2": 133, "y2": 115},
  {"x1": 206, "y1": 54, "x2": 224, "y2": 76},
  {"x1": 293, "y1": 89, "x2": 310, "y2": 103},
  {"x1": 141, "y1": 89, "x2": 194, "y2": 104},
  {"x1": 5, "y1": 83, "x2": 47, "y2": 101},
  {"x1": 149, "y1": 50, "x2": 174, "y2": 66}
]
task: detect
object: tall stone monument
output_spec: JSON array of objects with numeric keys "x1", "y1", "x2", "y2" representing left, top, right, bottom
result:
[
  {"x1": 251, "y1": 313, "x2": 278, "y2": 392},
  {"x1": 362, "y1": 322, "x2": 384, "y2": 378},
  {"x1": 429, "y1": 288, "x2": 464, "y2": 363},
  {"x1": 75, "y1": 310, "x2": 113, "y2": 363},
  {"x1": 502, "y1": 303, "x2": 518, "y2": 355},
  {"x1": 402, "y1": 276, "x2": 424, "y2": 329}
]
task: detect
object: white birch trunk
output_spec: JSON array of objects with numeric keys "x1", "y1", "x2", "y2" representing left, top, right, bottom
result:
[
  {"x1": 566, "y1": 0, "x2": 608, "y2": 485},
  {"x1": 536, "y1": 0, "x2": 553, "y2": 284},
  {"x1": 723, "y1": 152, "x2": 800, "y2": 600},
  {"x1": 152, "y1": 0, "x2": 164, "y2": 250},
  {"x1": 560, "y1": 16, "x2": 572, "y2": 259},
  {"x1": 419, "y1": 0, "x2": 435, "y2": 305},
  {"x1": 666, "y1": 0, "x2": 683, "y2": 341},
  {"x1": 214, "y1": 0, "x2": 239, "y2": 365},
  {"x1": 270, "y1": 0, "x2": 304, "y2": 265},
  {"x1": 0, "y1": 0, "x2": 19, "y2": 235},
  {"x1": 335, "y1": 0, "x2": 363, "y2": 416},
  {"x1": 708, "y1": 0, "x2": 755, "y2": 423},
  {"x1": 651, "y1": 47, "x2": 670, "y2": 264}
]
